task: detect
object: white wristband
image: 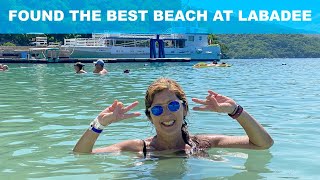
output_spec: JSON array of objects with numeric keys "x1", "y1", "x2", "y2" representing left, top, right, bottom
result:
[{"x1": 90, "y1": 117, "x2": 106, "y2": 130}]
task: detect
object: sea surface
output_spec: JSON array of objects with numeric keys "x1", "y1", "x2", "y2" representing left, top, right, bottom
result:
[{"x1": 1, "y1": 58, "x2": 319, "y2": 179}]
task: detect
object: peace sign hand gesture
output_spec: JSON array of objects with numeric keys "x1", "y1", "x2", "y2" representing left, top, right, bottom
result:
[
  {"x1": 192, "y1": 90, "x2": 237, "y2": 114},
  {"x1": 96, "y1": 100, "x2": 141, "y2": 126}
]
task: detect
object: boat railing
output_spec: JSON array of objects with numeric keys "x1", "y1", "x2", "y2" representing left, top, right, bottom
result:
[
  {"x1": 64, "y1": 38, "x2": 105, "y2": 46},
  {"x1": 63, "y1": 33, "x2": 188, "y2": 47},
  {"x1": 93, "y1": 33, "x2": 185, "y2": 39}
]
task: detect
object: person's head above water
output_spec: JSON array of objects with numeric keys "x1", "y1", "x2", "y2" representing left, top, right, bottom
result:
[
  {"x1": 93, "y1": 59, "x2": 108, "y2": 74},
  {"x1": 144, "y1": 78, "x2": 195, "y2": 146},
  {"x1": 73, "y1": 62, "x2": 86, "y2": 73},
  {"x1": 74, "y1": 62, "x2": 85, "y2": 69},
  {"x1": 123, "y1": 69, "x2": 130, "y2": 73},
  {"x1": 94, "y1": 59, "x2": 105, "y2": 67},
  {"x1": 1, "y1": 65, "x2": 8, "y2": 70},
  {"x1": 74, "y1": 77, "x2": 274, "y2": 155},
  {"x1": 145, "y1": 78, "x2": 188, "y2": 119}
]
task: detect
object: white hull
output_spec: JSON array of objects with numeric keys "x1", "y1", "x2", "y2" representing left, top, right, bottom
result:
[{"x1": 62, "y1": 46, "x2": 221, "y2": 60}]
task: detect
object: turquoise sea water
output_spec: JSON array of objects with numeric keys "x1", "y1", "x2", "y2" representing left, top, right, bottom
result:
[{"x1": 1, "y1": 59, "x2": 319, "y2": 179}]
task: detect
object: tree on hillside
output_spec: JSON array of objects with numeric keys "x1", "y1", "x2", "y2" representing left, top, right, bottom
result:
[{"x1": 208, "y1": 34, "x2": 229, "y2": 58}]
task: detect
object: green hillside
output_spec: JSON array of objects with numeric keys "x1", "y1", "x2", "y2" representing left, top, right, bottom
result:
[{"x1": 215, "y1": 34, "x2": 320, "y2": 59}]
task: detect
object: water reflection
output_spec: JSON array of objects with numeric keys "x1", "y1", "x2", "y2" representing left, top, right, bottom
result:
[
  {"x1": 140, "y1": 149, "x2": 273, "y2": 179},
  {"x1": 227, "y1": 150, "x2": 273, "y2": 180},
  {"x1": 64, "y1": 149, "x2": 272, "y2": 179}
]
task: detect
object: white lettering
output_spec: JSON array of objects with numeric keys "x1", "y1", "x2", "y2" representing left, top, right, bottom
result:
[
  {"x1": 165, "y1": 10, "x2": 174, "y2": 21},
  {"x1": 118, "y1": 10, "x2": 127, "y2": 21},
  {"x1": 269, "y1": 10, "x2": 280, "y2": 21},
  {"x1": 138, "y1": 10, "x2": 148, "y2": 21},
  {"x1": 92, "y1": 10, "x2": 101, "y2": 21},
  {"x1": 107, "y1": 10, "x2": 117, "y2": 21},
  {"x1": 41, "y1": 10, "x2": 52, "y2": 21},
  {"x1": 185, "y1": 11, "x2": 195, "y2": 21},
  {"x1": 154, "y1": 10, "x2": 163, "y2": 21},
  {"x1": 281, "y1": 10, "x2": 291, "y2": 21},
  {"x1": 292, "y1": 10, "x2": 301, "y2": 21},
  {"x1": 238, "y1": 10, "x2": 311, "y2": 22},
  {"x1": 9, "y1": 10, "x2": 64, "y2": 21},
  {"x1": 69, "y1": 10, "x2": 79, "y2": 21},
  {"x1": 302, "y1": 10, "x2": 312, "y2": 21},
  {"x1": 80, "y1": 10, "x2": 91, "y2": 21},
  {"x1": 18, "y1": 10, "x2": 29, "y2": 21},
  {"x1": 259, "y1": 10, "x2": 269, "y2": 21},
  {"x1": 223, "y1": 10, "x2": 233, "y2": 21},
  {"x1": 248, "y1": 10, "x2": 259, "y2": 21},
  {"x1": 238, "y1": 10, "x2": 247, "y2": 21},
  {"x1": 9, "y1": 10, "x2": 17, "y2": 21},
  {"x1": 128, "y1": 10, "x2": 137, "y2": 21},
  {"x1": 106, "y1": 10, "x2": 148, "y2": 21},
  {"x1": 174, "y1": 10, "x2": 185, "y2": 21},
  {"x1": 213, "y1": 10, "x2": 224, "y2": 21},
  {"x1": 155, "y1": 10, "x2": 207, "y2": 21}
]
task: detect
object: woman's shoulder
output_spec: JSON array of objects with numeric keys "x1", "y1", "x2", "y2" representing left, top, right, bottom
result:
[{"x1": 93, "y1": 139, "x2": 144, "y2": 153}]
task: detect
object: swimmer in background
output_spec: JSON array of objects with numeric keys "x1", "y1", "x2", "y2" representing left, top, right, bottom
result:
[
  {"x1": 218, "y1": 62, "x2": 228, "y2": 67},
  {"x1": 0, "y1": 64, "x2": 9, "y2": 71},
  {"x1": 93, "y1": 59, "x2": 108, "y2": 75},
  {"x1": 74, "y1": 62, "x2": 87, "y2": 74}
]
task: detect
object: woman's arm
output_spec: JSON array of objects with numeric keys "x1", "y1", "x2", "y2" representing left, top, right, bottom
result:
[
  {"x1": 73, "y1": 100, "x2": 141, "y2": 153},
  {"x1": 230, "y1": 108, "x2": 273, "y2": 149},
  {"x1": 73, "y1": 129, "x2": 100, "y2": 153},
  {"x1": 192, "y1": 90, "x2": 274, "y2": 149}
]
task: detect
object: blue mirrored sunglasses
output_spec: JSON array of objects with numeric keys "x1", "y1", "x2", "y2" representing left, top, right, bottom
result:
[{"x1": 149, "y1": 100, "x2": 183, "y2": 116}]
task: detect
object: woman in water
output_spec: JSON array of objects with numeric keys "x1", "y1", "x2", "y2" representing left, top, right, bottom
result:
[{"x1": 74, "y1": 78, "x2": 273, "y2": 155}]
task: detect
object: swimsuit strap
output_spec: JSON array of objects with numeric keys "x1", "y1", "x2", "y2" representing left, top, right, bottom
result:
[{"x1": 142, "y1": 139, "x2": 147, "y2": 158}]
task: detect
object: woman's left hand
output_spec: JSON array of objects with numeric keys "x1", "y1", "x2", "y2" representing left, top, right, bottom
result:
[{"x1": 192, "y1": 90, "x2": 237, "y2": 114}]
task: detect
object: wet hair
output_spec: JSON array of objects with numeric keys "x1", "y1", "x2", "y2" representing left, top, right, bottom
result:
[
  {"x1": 74, "y1": 62, "x2": 85, "y2": 70},
  {"x1": 145, "y1": 78, "x2": 197, "y2": 148}
]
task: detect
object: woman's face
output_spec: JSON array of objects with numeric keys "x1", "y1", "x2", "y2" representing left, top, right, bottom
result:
[{"x1": 149, "y1": 89, "x2": 186, "y2": 136}]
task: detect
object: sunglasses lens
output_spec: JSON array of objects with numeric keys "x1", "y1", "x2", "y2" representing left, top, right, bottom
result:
[
  {"x1": 168, "y1": 101, "x2": 180, "y2": 112},
  {"x1": 151, "y1": 106, "x2": 163, "y2": 116}
]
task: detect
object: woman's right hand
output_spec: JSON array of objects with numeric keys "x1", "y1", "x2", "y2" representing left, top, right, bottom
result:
[{"x1": 96, "y1": 100, "x2": 141, "y2": 126}]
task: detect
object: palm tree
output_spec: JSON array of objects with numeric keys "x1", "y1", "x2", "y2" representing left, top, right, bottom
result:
[{"x1": 208, "y1": 34, "x2": 219, "y2": 45}]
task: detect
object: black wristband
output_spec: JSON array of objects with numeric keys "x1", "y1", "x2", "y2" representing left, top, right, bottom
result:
[{"x1": 228, "y1": 105, "x2": 243, "y2": 119}]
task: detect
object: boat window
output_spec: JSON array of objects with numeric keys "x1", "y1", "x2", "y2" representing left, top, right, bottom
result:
[
  {"x1": 188, "y1": 36, "x2": 194, "y2": 42},
  {"x1": 176, "y1": 40, "x2": 185, "y2": 48},
  {"x1": 115, "y1": 40, "x2": 125, "y2": 45},
  {"x1": 136, "y1": 40, "x2": 149, "y2": 47},
  {"x1": 105, "y1": 40, "x2": 113, "y2": 46},
  {"x1": 164, "y1": 40, "x2": 174, "y2": 48},
  {"x1": 199, "y1": 36, "x2": 202, "y2": 41}
]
